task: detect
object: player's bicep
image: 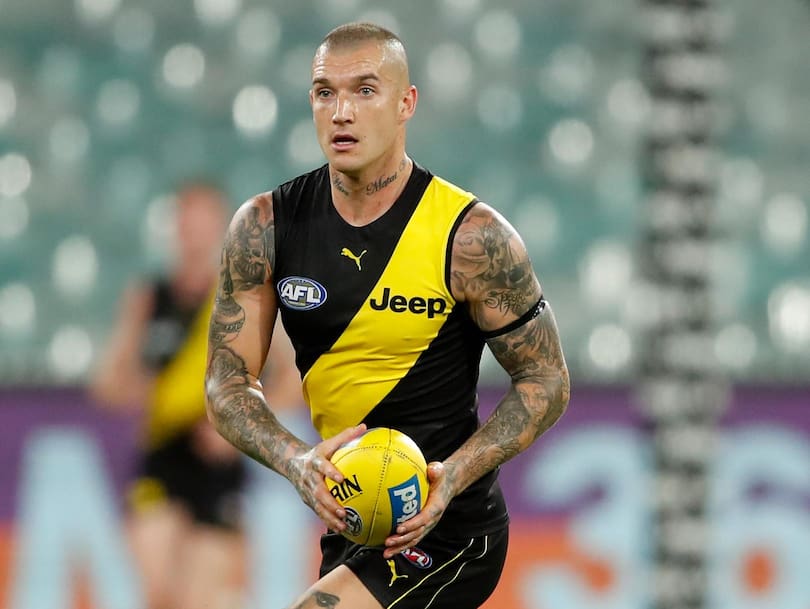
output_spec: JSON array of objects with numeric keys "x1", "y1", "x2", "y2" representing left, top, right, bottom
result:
[
  {"x1": 207, "y1": 194, "x2": 277, "y2": 383},
  {"x1": 450, "y1": 202, "x2": 543, "y2": 333},
  {"x1": 450, "y1": 201, "x2": 568, "y2": 382}
]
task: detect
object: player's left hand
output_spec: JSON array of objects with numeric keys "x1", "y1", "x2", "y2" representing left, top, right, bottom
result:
[{"x1": 382, "y1": 461, "x2": 451, "y2": 559}]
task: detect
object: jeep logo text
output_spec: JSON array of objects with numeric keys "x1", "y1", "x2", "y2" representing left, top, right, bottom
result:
[{"x1": 369, "y1": 287, "x2": 446, "y2": 318}]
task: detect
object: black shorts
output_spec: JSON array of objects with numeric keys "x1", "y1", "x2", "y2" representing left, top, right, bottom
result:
[
  {"x1": 128, "y1": 431, "x2": 246, "y2": 530},
  {"x1": 320, "y1": 525, "x2": 509, "y2": 609}
]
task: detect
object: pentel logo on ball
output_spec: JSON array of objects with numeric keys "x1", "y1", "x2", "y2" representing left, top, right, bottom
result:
[
  {"x1": 278, "y1": 276, "x2": 327, "y2": 310},
  {"x1": 388, "y1": 475, "x2": 421, "y2": 532},
  {"x1": 369, "y1": 287, "x2": 447, "y2": 318}
]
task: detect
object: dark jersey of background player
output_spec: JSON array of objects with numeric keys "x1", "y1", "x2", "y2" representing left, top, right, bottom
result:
[{"x1": 128, "y1": 276, "x2": 245, "y2": 528}]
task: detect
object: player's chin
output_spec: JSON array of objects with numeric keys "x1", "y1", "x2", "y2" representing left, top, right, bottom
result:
[{"x1": 327, "y1": 153, "x2": 364, "y2": 175}]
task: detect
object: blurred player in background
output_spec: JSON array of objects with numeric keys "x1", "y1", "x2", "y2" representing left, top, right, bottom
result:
[{"x1": 91, "y1": 181, "x2": 247, "y2": 609}]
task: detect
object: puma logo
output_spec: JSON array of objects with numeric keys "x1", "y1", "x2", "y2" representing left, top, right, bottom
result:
[
  {"x1": 387, "y1": 559, "x2": 409, "y2": 587},
  {"x1": 340, "y1": 247, "x2": 367, "y2": 271}
]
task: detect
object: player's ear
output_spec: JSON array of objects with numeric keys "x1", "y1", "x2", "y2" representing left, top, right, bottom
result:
[{"x1": 399, "y1": 85, "x2": 417, "y2": 121}]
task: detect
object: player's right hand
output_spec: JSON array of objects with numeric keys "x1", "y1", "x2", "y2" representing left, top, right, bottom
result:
[
  {"x1": 287, "y1": 423, "x2": 367, "y2": 533},
  {"x1": 384, "y1": 461, "x2": 449, "y2": 558}
]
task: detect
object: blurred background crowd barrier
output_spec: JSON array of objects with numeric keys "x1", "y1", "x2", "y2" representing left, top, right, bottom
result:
[{"x1": 0, "y1": 0, "x2": 808, "y2": 607}]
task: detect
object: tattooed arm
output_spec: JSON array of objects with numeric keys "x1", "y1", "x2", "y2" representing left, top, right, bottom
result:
[
  {"x1": 205, "y1": 193, "x2": 363, "y2": 533},
  {"x1": 447, "y1": 202, "x2": 570, "y2": 485},
  {"x1": 383, "y1": 201, "x2": 570, "y2": 557}
]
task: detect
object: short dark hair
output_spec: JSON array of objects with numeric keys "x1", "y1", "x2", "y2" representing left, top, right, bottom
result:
[
  {"x1": 175, "y1": 176, "x2": 225, "y2": 197},
  {"x1": 320, "y1": 22, "x2": 405, "y2": 52},
  {"x1": 174, "y1": 177, "x2": 230, "y2": 213}
]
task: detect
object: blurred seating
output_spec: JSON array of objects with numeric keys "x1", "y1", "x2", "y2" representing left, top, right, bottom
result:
[{"x1": 0, "y1": 0, "x2": 807, "y2": 386}]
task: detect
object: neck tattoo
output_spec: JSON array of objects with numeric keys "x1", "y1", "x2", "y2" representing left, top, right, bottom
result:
[
  {"x1": 332, "y1": 174, "x2": 350, "y2": 196},
  {"x1": 365, "y1": 171, "x2": 398, "y2": 195},
  {"x1": 332, "y1": 159, "x2": 409, "y2": 198}
]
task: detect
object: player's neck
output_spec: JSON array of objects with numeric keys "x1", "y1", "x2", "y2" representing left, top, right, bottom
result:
[
  {"x1": 170, "y1": 262, "x2": 216, "y2": 306},
  {"x1": 330, "y1": 156, "x2": 412, "y2": 227}
]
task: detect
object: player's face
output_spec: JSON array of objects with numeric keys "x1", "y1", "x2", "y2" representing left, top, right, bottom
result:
[
  {"x1": 310, "y1": 42, "x2": 414, "y2": 176},
  {"x1": 176, "y1": 188, "x2": 226, "y2": 266}
]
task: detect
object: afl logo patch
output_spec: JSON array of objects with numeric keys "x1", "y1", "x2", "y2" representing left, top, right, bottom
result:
[
  {"x1": 278, "y1": 276, "x2": 327, "y2": 311},
  {"x1": 343, "y1": 507, "x2": 363, "y2": 537},
  {"x1": 402, "y1": 547, "x2": 432, "y2": 569}
]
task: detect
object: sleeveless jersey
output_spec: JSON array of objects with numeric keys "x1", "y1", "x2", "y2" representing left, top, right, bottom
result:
[
  {"x1": 272, "y1": 163, "x2": 508, "y2": 537},
  {"x1": 142, "y1": 280, "x2": 214, "y2": 448}
]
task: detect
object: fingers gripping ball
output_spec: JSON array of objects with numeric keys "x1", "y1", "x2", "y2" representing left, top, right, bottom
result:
[{"x1": 329, "y1": 427, "x2": 429, "y2": 547}]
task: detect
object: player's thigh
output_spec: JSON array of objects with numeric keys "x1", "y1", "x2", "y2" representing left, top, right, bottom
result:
[
  {"x1": 285, "y1": 565, "x2": 383, "y2": 609},
  {"x1": 127, "y1": 503, "x2": 190, "y2": 601},
  {"x1": 176, "y1": 525, "x2": 246, "y2": 609}
]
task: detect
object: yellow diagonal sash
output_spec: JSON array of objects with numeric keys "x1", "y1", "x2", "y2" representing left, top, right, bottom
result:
[{"x1": 304, "y1": 177, "x2": 474, "y2": 439}]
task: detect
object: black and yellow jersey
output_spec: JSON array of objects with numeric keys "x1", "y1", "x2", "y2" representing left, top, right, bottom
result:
[
  {"x1": 272, "y1": 162, "x2": 508, "y2": 537},
  {"x1": 141, "y1": 280, "x2": 214, "y2": 448}
]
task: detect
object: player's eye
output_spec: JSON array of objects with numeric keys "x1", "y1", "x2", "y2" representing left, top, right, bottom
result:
[{"x1": 359, "y1": 86, "x2": 374, "y2": 96}]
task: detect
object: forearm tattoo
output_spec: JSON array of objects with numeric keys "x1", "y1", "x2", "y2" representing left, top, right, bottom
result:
[
  {"x1": 485, "y1": 305, "x2": 570, "y2": 441},
  {"x1": 207, "y1": 346, "x2": 275, "y2": 463},
  {"x1": 450, "y1": 308, "x2": 569, "y2": 491}
]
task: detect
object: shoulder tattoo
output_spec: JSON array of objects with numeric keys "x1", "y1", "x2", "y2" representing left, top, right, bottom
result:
[
  {"x1": 209, "y1": 194, "x2": 274, "y2": 346},
  {"x1": 451, "y1": 203, "x2": 542, "y2": 319}
]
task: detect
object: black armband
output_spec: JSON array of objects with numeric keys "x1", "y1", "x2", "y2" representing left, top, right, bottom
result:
[{"x1": 482, "y1": 297, "x2": 546, "y2": 339}]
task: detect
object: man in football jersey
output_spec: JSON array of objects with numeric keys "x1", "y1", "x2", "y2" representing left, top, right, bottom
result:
[
  {"x1": 94, "y1": 179, "x2": 306, "y2": 609},
  {"x1": 205, "y1": 21, "x2": 570, "y2": 609},
  {"x1": 92, "y1": 181, "x2": 247, "y2": 609}
]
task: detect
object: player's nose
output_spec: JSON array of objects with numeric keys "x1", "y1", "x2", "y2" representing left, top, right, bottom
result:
[{"x1": 332, "y1": 94, "x2": 355, "y2": 123}]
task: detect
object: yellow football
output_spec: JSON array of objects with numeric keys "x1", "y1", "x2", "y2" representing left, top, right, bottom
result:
[{"x1": 328, "y1": 427, "x2": 429, "y2": 547}]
